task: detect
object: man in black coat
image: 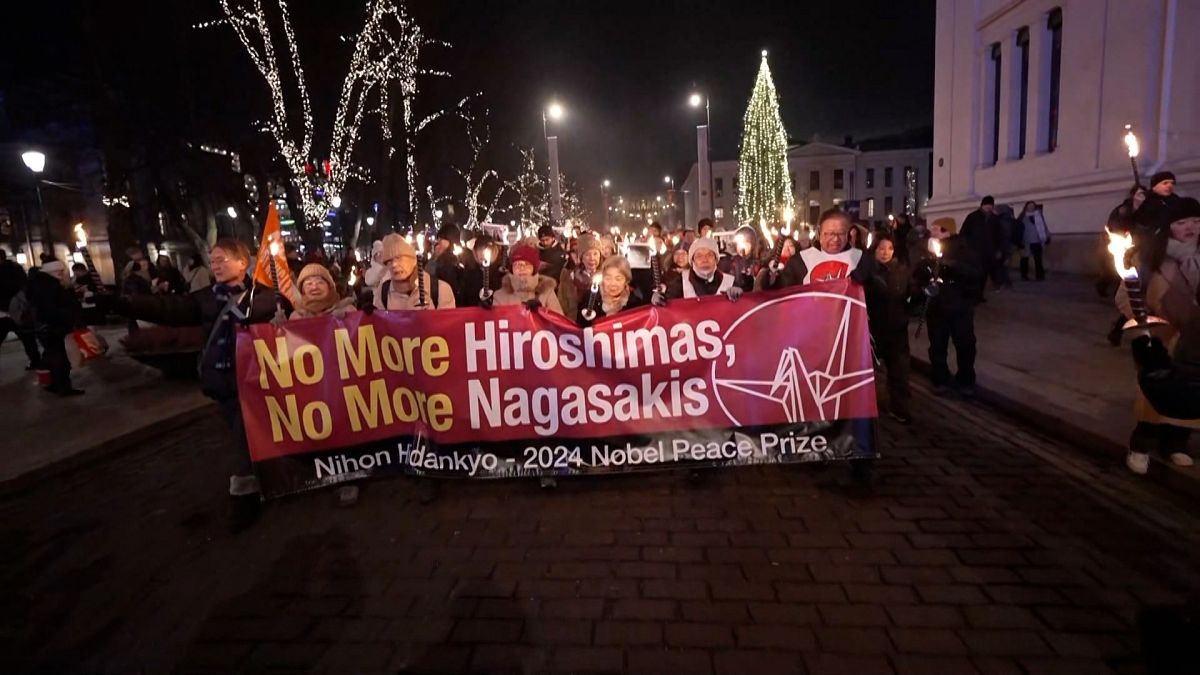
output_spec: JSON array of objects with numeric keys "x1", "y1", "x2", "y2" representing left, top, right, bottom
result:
[
  {"x1": 960, "y1": 195, "x2": 1001, "y2": 300},
  {"x1": 537, "y1": 224, "x2": 569, "y2": 281},
  {"x1": 119, "y1": 238, "x2": 282, "y2": 528},
  {"x1": 0, "y1": 248, "x2": 42, "y2": 369},
  {"x1": 27, "y1": 260, "x2": 82, "y2": 395},
  {"x1": 429, "y1": 223, "x2": 466, "y2": 307},
  {"x1": 917, "y1": 217, "x2": 984, "y2": 394}
]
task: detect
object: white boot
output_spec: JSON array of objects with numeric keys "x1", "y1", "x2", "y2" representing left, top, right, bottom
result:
[
  {"x1": 1168, "y1": 453, "x2": 1194, "y2": 467},
  {"x1": 1126, "y1": 452, "x2": 1150, "y2": 475}
]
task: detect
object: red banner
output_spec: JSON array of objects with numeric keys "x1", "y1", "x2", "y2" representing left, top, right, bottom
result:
[{"x1": 236, "y1": 279, "x2": 878, "y2": 497}]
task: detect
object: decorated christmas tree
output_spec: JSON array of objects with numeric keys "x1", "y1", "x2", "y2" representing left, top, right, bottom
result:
[{"x1": 736, "y1": 51, "x2": 794, "y2": 225}]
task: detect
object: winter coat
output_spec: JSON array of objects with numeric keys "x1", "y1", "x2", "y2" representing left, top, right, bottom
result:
[
  {"x1": 0, "y1": 259, "x2": 27, "y2": 309},
  {"x1": 539, "y1": 245, "x2": 569, "y2": 281},
  {"x1": 558, "y1": 264, "x2": 599, "y2": 322},
  {"x1": 373, "y1": 271, "x2": 456, "y2": 311},
  {"x1": 766, "y1": 247, "x2": 875, "y2": 289},
  {"x1": 124, "y1": 279, "x2": 281, "y2": 401},
  {"x1": 913, "y1": 236, "x2": 983, "y2": 315},
  {"x1": 289, "y1": 295, "x2": 356, "y2": 319},
  {"x1": 428, "y1": 248, "x2": 466, "y2": 308},
  {"x1": 1016, "y1": 210, "x2": 1050, "y2": 247},
  {"x1": 26, "y1": 269, "x2": 80, "y2": 337},
  {"x1": 865, "y1": 258, "x2": 915, "y2": 339},
  {"x1": 459, "y1": 260, "x2": 501, "y2": 308},
  {"x1": 577, "y1": 288, "x2": 646, "y2": 328},
  {"x1": 961, "y1": 208, "x2": 998, "y2": 261},
  {"x1": 493, "y1": 273, "x2": 564, "y2": 314},
  {"x1": 665, "y1": 268, "x2": 734, "y2": 299}
]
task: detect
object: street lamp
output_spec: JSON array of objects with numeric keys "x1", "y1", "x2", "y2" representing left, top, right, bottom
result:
[
  {"x1": 20, "y1": 150, "x2": 47, "y2": 259},
  {"x1": 688, "y1": 92, "x2": 715, "y2": 223},
  {"x1": 601, "y1": 179, "x2": 612, "y2": 229},
  {"x1": 543, "y1": 101, "x2": 566, "y2": 223},
  {"x1": 226, "y1": 206, "x2": 238, "y2": 219}
]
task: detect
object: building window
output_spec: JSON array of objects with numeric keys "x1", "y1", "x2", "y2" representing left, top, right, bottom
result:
[
  {"x1": 809, "y1": 171, "x2": 820, "y2": 191},
  {"x1": 833, "y1": 169, "x2": 844, "y2": 190},
  {"x1": 714, "y1": 177, "x2": 723, "y2": 198},
  {"x1": 1016, "y1": 27, "x2": 1030, "y2": 158},
  {"x1": 865, "y1": 168, "x2": 875, "y2": 189},
  {"x1": 866, "y1": 197, "x2": 875, "y2": 218},
  {"x1": 884, "y1": 196, "x2": 894, "y2": 216},
  {"x1": 808, "y1": 204, "x2": 820, "y2": 226},
  {"x1": 884, "y1": 167, "x2": 893, "y2": 188},
  {"x1": 987, "y1": 42, "x2": 1002, "y2": 165},
  {"x1": 714, "y1": 208, "x2": 724, "y2": 219},
  {"x1": 1047, "y1": 8, "x2": 1062, "y2": 152}
]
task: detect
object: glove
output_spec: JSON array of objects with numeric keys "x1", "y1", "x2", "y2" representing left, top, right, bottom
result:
[
  {"x1": 270, "y1": 307, "x2": 288, "y2": 329},
  {"x1": 480, "y1": 293, "x2": 494, "y2": 309},
  {"x1": 726, "y1": 286, "x2": 743, "y2": 302},
  {"x1": 524, "y1": 298, "x2": 542, "y2": 312},
  {"x1": 651, "y1": 291, "x2": 668, "y2": 307},
  {"x1": 357, "y1": 288, "x2": 375, "y2": 315}
]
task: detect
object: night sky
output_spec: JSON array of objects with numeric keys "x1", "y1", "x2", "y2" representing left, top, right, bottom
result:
[{"x1": 6, "y1": 0, "x2": 934, "y2": 211}]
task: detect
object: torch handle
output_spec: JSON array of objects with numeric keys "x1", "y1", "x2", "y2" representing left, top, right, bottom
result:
[
  {"x1": 1124, "y1": 277, "x2": 1150, "y2": 326},
  {"x1": 417, "y1": 254, "x2": 427, "y2": 307}
]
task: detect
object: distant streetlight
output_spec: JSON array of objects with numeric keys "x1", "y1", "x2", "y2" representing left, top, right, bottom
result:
[
  {"x1": 226, "y1": 206, "x2": 238, "y2": 219},
  {"x1": 20, "y1": 150, "x2": 47, "y2": 257},
  {"x1": 603, "y1": 179, "x2": 611, "y2": 188},
  {"x1": 21, "y1": 151, "x2": 46, "y2": 174},
  {"x1": 688, "y1": 93, "x2": 703, "y2": 109},
  {"x1": 688, "y1": 92, "x2": 714, "y2": 221},
  {"x1": 546, "y1": 102, "x2": 564, "y2": 121},
  {"x1": 664, "y1": 175, "x2": 674, "y2": 190},
  {"x1": 366, "y1": 216, "x2": 375, "y2": 226}
]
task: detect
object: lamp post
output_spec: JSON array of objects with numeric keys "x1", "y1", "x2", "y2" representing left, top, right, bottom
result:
[
  {"x1": 602, "y1": 179, "x2": 611, "y2": 229},
  {"x1": 689, "y1": 93, "x2": 714, "y2": 224},
  {"x1": 543, "y1": 101, "x2": 565, "y2": 223},
  {"x1": 21, "y1": 151, "x2": 46, "y2": 259}
]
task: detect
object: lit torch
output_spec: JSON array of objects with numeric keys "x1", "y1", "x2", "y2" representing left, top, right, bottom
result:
[
  {"x1": 580, "y1": 272, "x2": 602, "y2": 322},
  {"x1": 1106, "y1": 228, "x2": 1165, "y2": 334},
  {"x1": 1124, "y1": 124, "x2": 1141, "y2": 187},
  {"x1": 649, "y1": 237, "x2": 665, "y2": 293},
  {"x1": 73, "y1": 223, "x2": 100, "y2": 283},
  {"x1": 915, "y1": 238, "x2": 945, "y2": 338},
  {"x1": 480, "y1": 247, "x2": 494, "y2": 305},
  {"x1": 415, "y1": 235, "x2": 427, "y2": 307},
  {"x1": 267, "y1": 239, "x2": 281, "y2": 290}
]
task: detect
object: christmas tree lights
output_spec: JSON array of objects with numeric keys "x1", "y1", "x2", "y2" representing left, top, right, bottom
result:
[{"x1": 735, "y1": 51, "x2": 794, "y2": 225}]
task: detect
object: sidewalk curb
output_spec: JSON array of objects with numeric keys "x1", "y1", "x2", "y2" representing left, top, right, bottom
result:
[
  {"x1": 0, "y1": 403, "x2": 217, "y2": 498},
  {"x1": 907, "y1": 354, "x2": 1200, "y2": 502}
]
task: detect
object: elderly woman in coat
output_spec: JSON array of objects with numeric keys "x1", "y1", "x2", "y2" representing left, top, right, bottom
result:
[
  {"x1": 493, "y1": 243, "x2": 564, "y2": 314},
  {"x1": 576, "y1": 255, "x2": 645, "y2": 327}
]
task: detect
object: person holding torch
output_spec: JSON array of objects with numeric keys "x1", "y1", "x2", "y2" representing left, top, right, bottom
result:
[
  {"x1": 914, "y1": 218, "x2": 984, "y2": 395},
  {"x1": 370, "y1": 233, "x2": 456, "y2": 311}
]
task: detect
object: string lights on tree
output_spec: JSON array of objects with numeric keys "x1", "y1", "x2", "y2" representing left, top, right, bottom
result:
[{"x1": 735, "y1": 50, "x2": 794, "y2": 225}]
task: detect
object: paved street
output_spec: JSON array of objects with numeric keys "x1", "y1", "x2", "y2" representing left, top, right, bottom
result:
[{"x1": 3, "y1": 379, "x2": 1200, "y2": 675}]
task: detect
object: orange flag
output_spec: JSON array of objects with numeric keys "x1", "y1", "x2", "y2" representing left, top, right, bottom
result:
[{"x1": 253, "y1": 201, "x2": 296, "y2": 301}]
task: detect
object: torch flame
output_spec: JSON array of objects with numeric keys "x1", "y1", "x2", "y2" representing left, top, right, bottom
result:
[
  {"x1": 1124, "y1": 124, "x2": 1139, "y2": 159},
  {"x1": 931, "y1": 238, "x2": 943, "y2": 258},
  {"x1": 734, "y1": 233, "x2": 747, "y2": 254},
  {"x1": 268, "y1": 240, "x2": 280, "y2": 258},
  {"x1": 759, "y1": 218, "x2": 773, "y2": 245},
  {"x1": 671, "y1": 235, "x2": 680, "y2": 245},
  {"x1": 591, "y1": 272, "x2": 603, "y2": 287},
  {"x1": 783, "y1": 206, "x2": 794, "y2": 225},
  {"x1": 483, "y1": 248, "x2": 492, "y2": 266},
  {"x1": 1106, "y1": 228, "x2": 1138, "y2": 281},
  {"x1": 73, "y1": 223, "x2": 87, "y2": 248},
  {"x1": 867, "y1": 232, "x2": 874, "y2": 249},
  {"x1": 453, "y1": 244, "x2": 463, "y2": 257},
  {"x1": 348, "y1": 267, "x2": 357, "y2": 286}
]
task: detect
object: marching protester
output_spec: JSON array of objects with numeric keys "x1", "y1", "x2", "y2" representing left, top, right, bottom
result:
[
  {"x1": 538, "y1": 224, "x2": 569, "y2": 280},
  {"x1": 720, "y1": 225, "x2": 760, "y2": 291},
  {"x1": 664, "y1": 237, "x2": 743, "y2": 302},
  {"x1": 115, "y1": 239, "x2": 283, "y2": 529},
  {"x1": 754, "y1": 236, "x2": 796, "y2": 291},
  {"x1": 285, "y1": 244, "x2": 304, "y2": 278},
  {"x1": 1118, "y1": 197, "x2": 1200, "y2": 474},
  {"x1": 288, "y1": 263, "x2": 359, "y2": 504},
  {"x1": 960, "y1": 196, "x2": 1000, "y2": 300},
  {"x1": 27, "y1": 259, "x2": 84, "y2": 396},
  {"x1": 576, "y1": 254, "x2": 645, "y2": 327},
  {"x1": 1015, "y1": 201, "x2": 1051, "y2": 281},
  {"x1": 185, "y1": 253, "x2": 214, "y2": 293},
  {"x1": 460, "y1": 235, "x2": 499, "y2": 307},
  {"x1": 890, "y1": 214, "x2": 915, "y2": 265},
  {"x1": 429, "y1": 223, "x2": 466, "y2": 308},
  {"x1": 696, "y1": 218, "x2": 713, "y2": 240},
  {"x1": 492, "y1": 243, "x2": 564, "y2": 314},
  {"x1": 122, "y1": 246, "x2": 155, "y2": 296},
  {"x1": 864, "y1": 234, "x2": 914, "y2": 423},
  {"x1": 154, "y1": 255, "x2": 188, "y2": 295},
  {"x1": 772, "y1": 209, "x2": 872, "y2": 287},
  {"x1": 598, "y1": 234, "x2": 618, "y2": 261},
  {"x1": 917, "y1": 217, "x2": 983, "y2": 395},
  {"x1": 372, "y1": 233, "x2": 456, "y2": 311},
  {"x1": 0, "y1": 248, "x2": 42, "y2": 370},
  {"x1": 558, "y1": 233, "x2": 602, "y2": 320},
  {"x1": 362, "y1": 239, "x2": 388, "y2": 290},
  {"x1": 662, "y1": 240, "x2": 690, "y2": 290}
]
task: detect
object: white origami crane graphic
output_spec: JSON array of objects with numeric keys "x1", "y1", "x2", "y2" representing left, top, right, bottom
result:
[{"x1": 714, "y1": 297, "x2": 875, "y2": 424}]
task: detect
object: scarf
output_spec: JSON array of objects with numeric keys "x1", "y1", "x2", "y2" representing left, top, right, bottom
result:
[
  {"x1": 510, "y1": 273, "x2": 540, "y2": 295},
  {"x1": 210, "y1": 281, "x2": 246, "y2": 371},
  {"x1": 1166, "y1": 238, "x2": 1200, "y2": 294},
  {"x1": 601, "y1": 289, "x2": 630, "y2": 316},
  {"x1": 294, "y1": 289, "x2": 339, "y2": 317}
]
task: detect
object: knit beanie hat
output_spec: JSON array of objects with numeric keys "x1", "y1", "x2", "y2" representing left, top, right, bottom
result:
[
  {"x1": 688, "y1": 237, "x2": 720, "y2": 265},
  {"x1": 931, "y1": 217, "x2": 958, "y2": 235},
  {"x1": 980, "y1": 195, "x2": 995, "y2": 207},
  {"x1": 509, "y1": 244, "x2": 540, "y2": 269},
  {"x1": 577, "y1": 234, "x2": 600, "y2": 258},
  {"x1": 1165, "y1": 196, "x2": 1200, "y2": 224},
  {"x1": 1150, "y1": 171, "x2": 1177, "y2": 189},
  {"x1": 296, "y1": 263, "x2": 335, "y2": 293},
  {"x1": 380, "y1": 233, "x2": 416, "y2": 263},
  {"x1": 41, "y1": 260, "x2": 66, "y2": 278},
  {"x1": 599, "y1": 255, "x2": 632, "y2": 284},
  {"x1": 436, "y1": 222, "x2": 461, "y2": 244}
]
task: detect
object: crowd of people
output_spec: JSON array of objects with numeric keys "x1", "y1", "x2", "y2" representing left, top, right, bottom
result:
[{"x1": 4, "y1": 166, "x2": 1196, "y2": 524}]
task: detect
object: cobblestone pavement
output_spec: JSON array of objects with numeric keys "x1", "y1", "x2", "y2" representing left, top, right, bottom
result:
[{"x1": 3, "y1": 380, "x2": 1200, "y2": 675}]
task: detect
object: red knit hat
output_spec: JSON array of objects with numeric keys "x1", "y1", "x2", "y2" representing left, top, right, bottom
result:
[{"x1": 509, "y1": 244, "x2": 540, "y2": 270}]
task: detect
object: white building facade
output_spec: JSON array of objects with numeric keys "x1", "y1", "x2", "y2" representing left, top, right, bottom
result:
[
  {"x1": 925, "y1": 0, "x2": 1200, "y2": 273},
  {"x1": 681, "y1": 142, "x2": 932, "y2": 231}
]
